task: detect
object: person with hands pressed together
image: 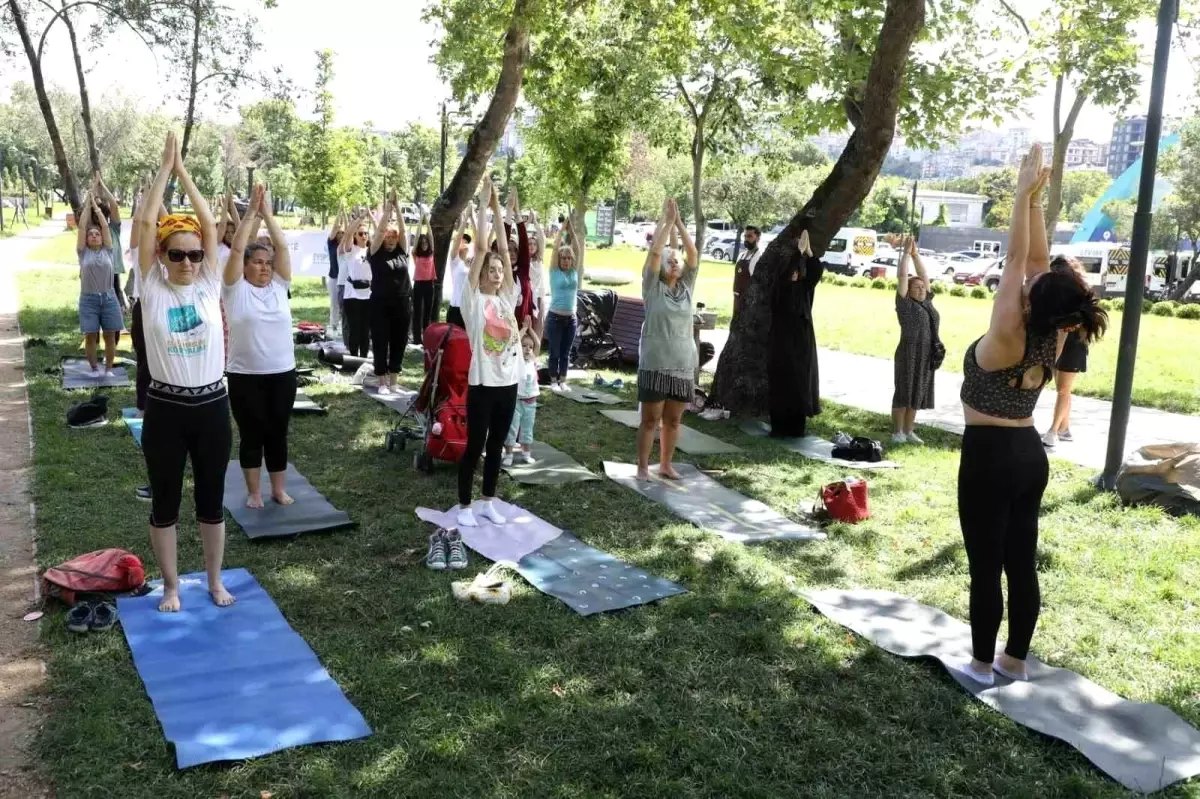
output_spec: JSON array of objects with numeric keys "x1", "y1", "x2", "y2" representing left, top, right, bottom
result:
[
  {"x1": 340, "y1": 211, "x2": 373, "y2": 358},
  {"x1": 545, "y1": 215, "x2": 582, "y2": 391},
  {"x1": 446, "y1": 209, "x2": 474, "y2": 328},
  {"x1": 368, "y1": 190, "x2": 413, "y2": 394},
  {"x1": 410, "y1": 209, "x2": 438, "y2": 345},
  {"x1": 892, "y1": 236, "x2": 942, "y2": 444},
  {"x1": 326, "y1": 205, "x2": 346, "y2": 338},
  {"x1": 767, "y1": 230, "x2": 824, "y2": 438},
  {"x1": 90, "y1": 171, "x2": 127, "y2": 310},
  {"x1": 953, "y1": 145, "x2": 1108, "y2": 686},
  {"x1": 135, "y1": 131, "x2": 235, "y2": 613},
  {"x1": 76, "y1": 190, "x2": 121, "y2": 377}
]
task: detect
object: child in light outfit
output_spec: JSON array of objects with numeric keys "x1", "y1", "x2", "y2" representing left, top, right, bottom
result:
[{"x1": 502, "y1": 320, "x2": 540, "y2": 466}]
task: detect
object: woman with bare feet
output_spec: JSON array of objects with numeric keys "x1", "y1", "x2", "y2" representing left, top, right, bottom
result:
[
  {"x1": 892, "y1": 236, "x2": 941, "y2": 444},
  {"x1": 223, "y1": 184, "x2": 297, "y2": 510},
  {"x1": 135, "y1": 131, "x2": 235, "y2": 612},
  {"x1": 636, "y1": 198, "x2": 699, "y2": 481},
  {"x1": 75, "y1": 190, "x2": 120, "y2": 377},
  {"x1": 954, "y1": 144, "x2": 1107, "y2": 684}
]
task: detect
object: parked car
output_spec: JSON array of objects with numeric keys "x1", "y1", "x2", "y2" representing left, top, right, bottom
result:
[
  {"x1": 706, "y1": 233, "x2": 740, "y2": 261},
  {"x1": 865, "y1": 255, "x2": 900, "y2": 280},
  {"x1": 957, "y1": 258, "x2": 1002, "y2": 288}
]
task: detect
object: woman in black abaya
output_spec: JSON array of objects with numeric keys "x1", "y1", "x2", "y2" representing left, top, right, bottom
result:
[{"x1": 768, "y1": 231, "x2": 822, "y2": 437}]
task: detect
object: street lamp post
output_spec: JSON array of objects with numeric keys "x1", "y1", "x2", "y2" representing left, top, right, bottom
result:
[
  {"x1": 246, "y1": 166, "x2": 256, "y2": 201},
  {"x1": 1099, "y1": 0, "x2": 1177, "y2": 489},
  {"x1": 440, "y1": 101, "x2": 448, "y2": 196}
]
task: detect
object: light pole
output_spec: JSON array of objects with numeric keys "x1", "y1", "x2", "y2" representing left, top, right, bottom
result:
[
  {"x1": 1099, "y1": 0, "x2": 1177, "y2": 489},
  {"x1": 245, "y1": 166, "x2": 256, "y2": 201},
  {"x1": 440, "y1": 101, "x2": 447, "y2": 196}
]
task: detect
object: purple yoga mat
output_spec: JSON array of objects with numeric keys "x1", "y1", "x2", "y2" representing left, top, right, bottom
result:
[{"x1": 416, "y1": 501, "x2": 563, "y2": 563}]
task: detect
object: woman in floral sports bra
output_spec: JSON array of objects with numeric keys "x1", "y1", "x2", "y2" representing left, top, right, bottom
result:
[
  {"x1": 456, "y1": 175, "x2": 521, "y2": 529},
  {"x1": 953, "y1": 144, "x2": 1108, "y2": 686}
]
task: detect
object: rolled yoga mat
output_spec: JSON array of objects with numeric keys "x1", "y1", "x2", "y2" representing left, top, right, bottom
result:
[
  {"x1": 502, "y1": 441, "x2": 598, "y2": 485},
  {"x1": 62, "y1": 357, "x2": 130, "y2": 389},
  {"x1": 599, "y1": 409, "x2": 743, "y2": 455},
  {"x1": 117, "y1": 567, "x2": 372, "y2": 768},
  {"x1": 223, "y1": 462, "x2": 354, "y2": 539},
  {"x1": 739, "y1": 420, "x2": 900, "y2": 469},
  {"x1": 797, "y1": 587, "x2": 1200, "y2": 793},
  {"x1": 604, "y1": 461, "x2": 825, "y2": 544}
]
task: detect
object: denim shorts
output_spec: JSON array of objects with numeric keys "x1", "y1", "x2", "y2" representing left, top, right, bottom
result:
[{"x1": 79, "y1": 291, "x2": 123, "y2": 333}]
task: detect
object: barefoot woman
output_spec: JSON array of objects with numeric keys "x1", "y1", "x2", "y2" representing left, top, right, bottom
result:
[
  {"x1": 135, "y1": 132, "x2": 235, "y2": 612},
  {"x1": 953, "y1": 144, "x2": 1107, "y2": 684},
  {"x1": 223, "y1": 184, "x2": 297, "y2": 509},
  {"x1": 636, "y1": 198, "x2": 699, "y2": 481}
]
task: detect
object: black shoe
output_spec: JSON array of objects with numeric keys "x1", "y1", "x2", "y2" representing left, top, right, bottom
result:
[
  {"x1": 89, "y1": 602, "x2": 118, "y2": 632},
  {"x1": 66, "y1": 602, "x2": 94, "y2": 633},
  {"x1": 135, "y1": 485, "x2": 152, "y2": 501}
]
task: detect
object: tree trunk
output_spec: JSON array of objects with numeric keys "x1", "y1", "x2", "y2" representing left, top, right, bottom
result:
[
  {"x1": 691, "y1": 126, "x2": 706, "y2": 252},
  {"x1": 8, "y1": 0, "x2": 83, "y2": 216},
  {"x1": 429, "y1": 0, "x2": 532, "y2": 307},
  {"x1": 167, "y1": 1, "x2": 203, "y2": 205},
  {"x1": 711, "y1": 0, "x2": 925, "y2": 414},
  {"x1": 62, "y1": 0, "x2": 100, "y2": 176},
  {"x1": 572, "y1": 190, "x2": 587, "y2": 275},
  {"x1": 1045, "y1": 85, "x2": 1087, "y2": 244},
  {"x1": 1169, "y1": 243, "x2": 1200, "y2": 300}
]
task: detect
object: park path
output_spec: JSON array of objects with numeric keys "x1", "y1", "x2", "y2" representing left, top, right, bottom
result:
[
  {"x1": 0, "y1": 220, "x2": 62, "y2": 798},
  {"x1": 700, "y1": 329, "x2": 1200, "y2": 472}
]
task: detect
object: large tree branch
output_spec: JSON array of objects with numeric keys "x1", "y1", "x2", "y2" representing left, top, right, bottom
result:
[
  {"x1": 1063, "y1": 88, "x2": 1088, "y2": 136},
  {"x1": 676, "y1": 76, "x2": 700, "y2": 123},
  {"x1": 1053, "y1": 73, "x2": 1063, "y2": 138}
]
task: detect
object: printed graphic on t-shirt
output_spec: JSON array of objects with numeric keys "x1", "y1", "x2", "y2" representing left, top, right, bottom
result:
[
  {"x1": 165, "y1": 304, "x2": 208, "y2": 357},
  {"x1": 482, "y1": 301, "x2": 515, "y2": 355}
]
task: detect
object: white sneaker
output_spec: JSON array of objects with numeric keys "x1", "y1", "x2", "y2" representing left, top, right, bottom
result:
[
  {"x1": 501, "y1": 452, "x2": 514, "y2": 468},
  {"x1": 104, "y1": 369, "x2": 117, "y2": 379},
  {"x1": 377, "y1": 385, "x2": 391, "y2": 396},
  {"x1": 477, "y1": 499, "x2": 507, "y2": 525},
  {"x1": 891, "y1": 432, "x2": 908, "y2": 445},
  {"x1": 1042, "y1": 431, "x2": 1057, "y2": 449},
  {"x1": 520, "y1": 450, "x2": 537, "y2": 465},
  {"x1": 1058, "y1": 429, "x2": 1074, "y2": 442},
  {"x1": 907, "y1": 432, "x2": 924, "y2": 445},
  {"x1": 456, "y1": 506, "x2": 478, "y2": 528},
  {"x1": 90, "y1": 366, "x2": 102, "y2": 377}
]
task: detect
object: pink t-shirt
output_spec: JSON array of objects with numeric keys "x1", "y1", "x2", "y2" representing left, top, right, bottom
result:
[{"x1": 413, "y1": 254, "x2": 436, "y2": 282}]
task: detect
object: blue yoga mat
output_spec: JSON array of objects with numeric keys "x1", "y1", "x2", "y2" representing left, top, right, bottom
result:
[
  {"x1": 117, "y1": 568, "x2": 372, "y2": 768},
  {"x1": 121, "y1": 408, "x2": 144, "y2": 448}
]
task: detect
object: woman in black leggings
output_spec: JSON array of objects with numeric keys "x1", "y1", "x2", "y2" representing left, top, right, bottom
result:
[
  {"x1": 456, "y1": 176, "x2": 519, "y2": 529},
  {"x1": 135, "y1": 131, "x2": 234, "y2": 613},
  {"x1": 955, "y1": 143, "x2": 1107, "y2": 685},
  {"x1": 367, "y1": 191, "x2": 412, "y2": 395}
]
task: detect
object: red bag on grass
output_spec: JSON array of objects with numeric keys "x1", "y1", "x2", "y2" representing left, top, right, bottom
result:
[
  {"x1": 821, "y1": 478, "x2": 870, "y2": 523},
  {"x1": 42, "y1": 548, "x2": 146, "y2": 606}
]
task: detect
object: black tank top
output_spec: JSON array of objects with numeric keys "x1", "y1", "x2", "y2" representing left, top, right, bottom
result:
[{"x1": 960, "y1": 329, "x2": 1057, "y2": 420}]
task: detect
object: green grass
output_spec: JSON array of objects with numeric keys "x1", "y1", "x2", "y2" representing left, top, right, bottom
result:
[
  {"x1": 585, "y1": 247, "x2": 1200, "y2": 415},
  {"x1": 17, "y1": 266, "x2": 1200, "y2": 798}
]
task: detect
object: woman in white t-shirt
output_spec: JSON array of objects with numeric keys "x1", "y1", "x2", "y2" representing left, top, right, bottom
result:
[
  {"x1": 456, "y1": 177, "x2": 520, "y2": 529},
  {"x1": 446, "y1": 211, "x2": 473, "y2": 328},
  {"x1": 339, "y1": 211, "x2": 373, "y2": 357},
  {"x1": 223, "y1": 184, "x2": 296, "y2": 510},
  {"x1": 135, "y1": 132, "x2": 234, "y2": 613}
]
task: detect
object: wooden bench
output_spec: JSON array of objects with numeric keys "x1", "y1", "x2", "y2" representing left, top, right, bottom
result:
[{"x1": 609, "y1": 296, "x2": 645, "y2": 366}]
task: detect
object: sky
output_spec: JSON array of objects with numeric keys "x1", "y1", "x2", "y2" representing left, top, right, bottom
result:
[{"x1": 3, "y1": 0, "x2": 1197, "y2": 144}]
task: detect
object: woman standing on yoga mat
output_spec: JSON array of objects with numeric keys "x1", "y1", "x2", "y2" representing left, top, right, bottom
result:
[
  {"x1": 135, "y1": 131, "x2": 234, "y2": 613},
  {"x1": 75, "y1": 190, "x2": 120, "y2": 377},
  {"x1": 1042, "y1": 255, "x2": 1089, "y2": 451},
  {"x1": 223, "y1": 184, "x2": 297, "y2": 510},
  {"x1": 457, "y1": 176, "x2": 519, "y2": 528},
  {"x1": 340, "y1": 212, "x2": 373, "y2": 358},
  {"x1": 368, "y1": 191, "x2": 413, "y2": 395},
  {"x1": 545, "y1": 217, "x2": 582, "y2": 391},
  {"x1": 410, "y1": 211, "x2": 437, "y2": 344},
  {"x1": 892, "y1": 236, "x2": 941, "y2": 444},
  {"x1": 636, "y1": 198, "x2": 699, "y2": 481},
  {"x1": 767, "y1": 231, "x2": 823, "y2": 438},
  {"x1": 446, "y1": 211, "x2": 473, "y2": 328},
  {"x1": 955, "y1": 144, "x2": 1107, "y2": 685}
]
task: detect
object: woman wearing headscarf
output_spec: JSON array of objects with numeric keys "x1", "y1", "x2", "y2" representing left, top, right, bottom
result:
[
  {"x1": 892, "y1": 236, "x2": 942, "y2": 444},
  {"x1": 767, "y1": 231, "x2": 823, "y2": 438},
  {"x1": 135, "y1": 131, "x2": 233, "y2": 613},
  {"x1": 410, "y1": 210, "x2": 437, "y2": 345},
  {"x1": 368, "y1": 190, "x2": 413, "y2": 394}
]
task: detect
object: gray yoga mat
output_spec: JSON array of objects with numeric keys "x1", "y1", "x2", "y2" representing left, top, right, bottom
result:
[
  {"x1": 739, "y1": 420, "x2": 900, "y2": 469},
  {"x1": 556, "y1": 384, "x2": 623, "y2": 405},
  {"x1": 223, "y1": 462, "x2": 353, "y2": 539},
  {"x1": 503, "y1": 441, "x2": 598, "y2": 485},
  {"x1": 604, "y1": 461, "x2": 825, "y2": 544},
  {"x1": 798, "y1": 588, "x2": 1200, "y2": 793},
  {"x1": 599, "y1": 409, "x2": 743, "y2": 455},
  {"x1": 62, "y1": 358, "x2": 130, "y2": 389},
  {"x1": 292, "y1": 391, "x2": 326, "y2": 416},
  {"x1": 362, "y1": 386, "x2": 417, "y2": 414}
]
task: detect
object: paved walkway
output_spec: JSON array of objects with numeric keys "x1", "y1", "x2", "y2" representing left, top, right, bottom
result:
[{"x1": 701, "y1": 330, "x2": 1200, "y2": 471}]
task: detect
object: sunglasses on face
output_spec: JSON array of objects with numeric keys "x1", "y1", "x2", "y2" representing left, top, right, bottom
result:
[{"x1": 166, "y1": 249, "x2": 205, "y2": 264}]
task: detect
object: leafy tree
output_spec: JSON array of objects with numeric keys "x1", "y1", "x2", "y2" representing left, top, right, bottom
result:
[
  {"x1": 1159, "y1": 116, "x2": 1200, "y2": 299},
  {"x1": 1102, "y1": 197, "x2": 1135, "y2": 242},
  {"x1": 265, "y1": 163, "x2": 296, "y2": 210},
  {"x1": 391, "y1": 122, "x2": 441, "y2": 204},
  {"x1": 1059, "y1": 169, "x2": 1110, "y2": 223},
  {"x1": 704, "y1": 160, "x2": 781, "y2": 260},
  {"x1": 932, "y1": 203, "x2": 950, "y2": 227},
  {"x1": 848, "y1": 180, "x2": 912, "y2": 233},
  {"x1": 297, "y1": 50, "x2": 347, "y2": 222},
  {"x1": 237, "y1": 99, "x2": 302, "y2": 174}
]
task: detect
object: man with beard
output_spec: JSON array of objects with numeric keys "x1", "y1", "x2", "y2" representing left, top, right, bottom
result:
[{"x1": 732, "y1": 225, "x2": 762, "y2": 317}]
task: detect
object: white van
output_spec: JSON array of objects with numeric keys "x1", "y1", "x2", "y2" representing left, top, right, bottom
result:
[
  {"x1": 824, "y1": 227, "x2": 877, "y2": 276},
  {"x1": 1050, "y1": 243, "x2": 1120, "y2": 295}
]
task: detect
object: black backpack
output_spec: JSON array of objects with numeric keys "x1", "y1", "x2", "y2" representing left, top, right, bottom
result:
[
  {"x1": 67, "y1": 394, "x2": 109, "y2": 428},
  {"x1": 831, "y1": 436, "x2": 883, "y2": 463}
]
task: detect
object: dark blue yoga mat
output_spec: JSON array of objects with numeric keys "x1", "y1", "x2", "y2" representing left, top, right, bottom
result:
[
  {"x1": 117, "y1": 568, "x2": 372, "y2": 768},
  {"x1": 121, "y1": 407, "x2": 143, "y2": 447}
]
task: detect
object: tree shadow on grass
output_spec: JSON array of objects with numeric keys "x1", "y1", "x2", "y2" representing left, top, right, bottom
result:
[{"x1": 893, "y1": 541, "x2": 963, "y2": 582}]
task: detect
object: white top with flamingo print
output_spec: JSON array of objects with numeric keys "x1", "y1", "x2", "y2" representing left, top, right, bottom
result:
[{"x1": 461, "y1": 282, "x2": 520, "y2": 387}]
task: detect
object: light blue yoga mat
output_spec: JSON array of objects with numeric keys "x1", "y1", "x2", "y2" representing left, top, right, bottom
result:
[
  {"x1": 117, "y1": 568, "x2": 372, "y2": 768},
  {"x1": 121, "y1": 407, "x2": 143, "y2": 448}
]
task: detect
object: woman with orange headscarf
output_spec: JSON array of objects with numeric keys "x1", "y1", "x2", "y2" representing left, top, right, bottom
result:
[{"x1": 134, "y1": 131, "x2": 234, "y2": 614}]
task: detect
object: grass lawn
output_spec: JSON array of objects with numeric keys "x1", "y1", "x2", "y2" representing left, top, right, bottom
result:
[
  {"x1": 584, "y1": 246, "x2": 1200, "y2": 415},
  {"x1": 17, "y1": 266, "x2": 1200, "y2": 798}
]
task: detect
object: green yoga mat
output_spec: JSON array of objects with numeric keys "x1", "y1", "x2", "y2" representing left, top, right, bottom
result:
[
  {"x1": 599, "y1": 409, "x2": 743, "y2": 455},
  {"x1": 502, "y1": 441, "x2": 597, "y2": 485}
]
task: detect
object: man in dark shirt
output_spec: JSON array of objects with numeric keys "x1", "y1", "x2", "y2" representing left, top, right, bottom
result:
[{"x1": 732, "y1": 225, "x2": 762, "y2": 317}]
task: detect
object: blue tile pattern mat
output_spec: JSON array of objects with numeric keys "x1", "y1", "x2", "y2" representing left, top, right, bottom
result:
[{"x1": 121, "y1": 407, "x2": 144, "y2": 448}]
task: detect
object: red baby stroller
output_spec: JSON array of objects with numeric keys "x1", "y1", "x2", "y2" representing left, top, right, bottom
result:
[{"x1": 386, "y1": 322, "x2": 469, "y2": 473}]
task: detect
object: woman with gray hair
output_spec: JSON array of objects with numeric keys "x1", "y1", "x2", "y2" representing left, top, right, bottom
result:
[
  {"x1": 636, "y1": 198, "x2": 699, "y2": 481},
  {"x1": 223, "y1": 184, "x2": 297, "y2": 510}
]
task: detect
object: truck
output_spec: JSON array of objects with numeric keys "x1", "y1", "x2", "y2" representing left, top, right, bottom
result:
[{"x1": 823, "y1": 227, "x2": 877, "y2": 276}]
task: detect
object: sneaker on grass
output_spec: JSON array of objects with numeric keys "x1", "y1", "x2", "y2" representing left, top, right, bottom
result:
[
  {"x1": 89, "y1": 602, "x2": 118, "y2": 632},
  {"x1": 135, "y1": 485, "x2": 152, "y2": 501},
  {"x1": 446, "y1": 530, "x2": 469, "y2": 570},
  {"x1": 66, "y1": 602, "x2": 93, "y2": 633},
  {"x1": 425, "y1": 530, "x2": 448, "y2": 571}
]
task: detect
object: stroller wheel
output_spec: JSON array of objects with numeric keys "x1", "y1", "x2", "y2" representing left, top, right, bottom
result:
[
  {"x1": 414, "y1": 451, "x2": 434, "y2": 474},
  {"x1": 385, "y1": 432, "x2": 395, "y2": 452}
]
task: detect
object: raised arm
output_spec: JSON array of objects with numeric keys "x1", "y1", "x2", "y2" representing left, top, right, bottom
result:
[
  {"x1": 490, "y1": 183, "x2": 513, "y2": 295},
  {"x1": 896, "y1": 236, "x2": 911, "y2": 297},
  {"x1": 393, "y1": 190, "x2": 408, "y2": 254},
  {"x1": 990, "y1": 144, "x2": 1041, "y2": 333},
  {"x1": 673, "y1": 213, "x2": 698, "y2": 270},
  {"x1": 340, "y1": 211, "x2": 360, "y2": 255},
  {"x1": 226, "y1": 194, "x2": 241, "y2": 231},
  {"x1": 910, "y1": 237, "x2": 929, "y2": 284},
  {"x1": 225, "y1": 184, "x2": 263, "y2": 286},
  {"x1": 549, "y1": 225, "x2": 565, "y2": 270},
  {"x1": 261, "y1": 190, "x2": 290, "y2": 282},
  {"x1": 171, "y1": 134, "x2": 219, "y2": 269},
  {"x1": 76, "y1": 192, "x2": 94, "y2": 254},
  {"x1": 468, "y1": 178, "x2": 493, "y2": 290},
  {"x1": 642, "y1": 198, "x2": 674, "y2": 280},
  {"x1": 93, "y1": 194, "x2": 113, "y2": 249},
  {"x1": 1026, "y1": 168, "x2": 1051, "y2": 277},
  {"x1": 138, "y1": 135, "x2": 176, "y2": 280},
  {"x1": 94, "y1": 173, "x2": 119, "y2": 224},
  {"x1": 329, "y1": 204, "x2": 344, "y2": 240},
  {"x1": 371, "y1": 198, "x2": 393, "y2": 255}
]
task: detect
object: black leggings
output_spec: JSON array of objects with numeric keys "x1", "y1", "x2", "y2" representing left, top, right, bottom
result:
[
  {"x1": 130, "y1": 300, "x2": 150, "y2": 411},
  {"x1": 141, "y1": 383, "x2": 231, "y2": 529},
  {"x1": 343, "y1": 298, "x2": 371, "y2": 358},
  {"x1": 227, "y1": 370, "x2": 298, "y2": 473},
  {"x1": 412, "y1": 281, "x2": 436, "y2": 344},
  {"x1": 371, "y1": 300, "x2": 411, "y2": 376},
  {"x1": 957, "y1": 425, "x2": 1049, "y2": 663},
  {"x1": 458, "y1": 383, "x2": 518, "y2": 506}
]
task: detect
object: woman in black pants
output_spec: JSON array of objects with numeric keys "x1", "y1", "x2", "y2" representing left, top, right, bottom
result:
[
  {"x1": 368, "y1": 191, "x2": 412, "y2": 395},
  {"x1": 135, "y1": 131, "x2": 234, "y2": 613},
  {"x1": 410, "y1": 211, "x2": 437, "y2": 344},
  {"x1": 456, "y1": 176, "x2": 519, "y2": 529},
  {"x1": 1042, "y1": 256, "x2": 1090, "y2": 450},
  {"x1": 222, "y1": 184, "x2": 297, "y2": 509},
  {"x1": 339, "y1": 212, "x2": 373, "y2": 358},
  {"x1": 955, "y1": 144, "x2": 1107, "y2": 685}
]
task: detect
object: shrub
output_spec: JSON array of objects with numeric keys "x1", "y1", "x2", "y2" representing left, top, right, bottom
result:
[
  {"x1": 929, "y1": 282, "x2": 946, "y2": 295},
  {"x1": 850, "y1": 277, "x2": 869, "y2": 288},
  {"x1": 1176, "y1": 304, "x2": 1200, "y2": 320},
  {"x1": 1110, "y1": 298, "x2": 1125, "y2": 312},
  {"x1": 832, "y1": 276, "x2": 850, "y2": 287},
  {"x1": 970, "y1": 287, "x2": 988, "y2": 299},
  {"x1": 1142, "y1": 299, "x2": 1156, "y2": 314},
  {"x1": 1097, "y1": 299, "x2": 1113, "y2": 312},
  {"x1": 886, "y1": 278, "x2": 899, "y2": 291},
  {"x1": 949, "y1": 285, "x2": 967, "y2": 297},
  {"x1": 870, "y1": 278, "x2": 888, "y2": 290},
  {"x1": 820, "y1": 274, "x2": 836, "y2": 285},
  {"x1": 1151, "y1": 302, "x2": 1176, "y2": 317}
]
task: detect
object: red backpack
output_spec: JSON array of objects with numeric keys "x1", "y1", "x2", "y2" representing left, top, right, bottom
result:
[{"x1": 42, "y1": 548, "x2": 146, "y2": 606}]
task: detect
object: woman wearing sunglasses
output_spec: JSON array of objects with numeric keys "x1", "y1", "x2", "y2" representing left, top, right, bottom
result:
[
  {"x1": 223, "y1": 184, "x2": 296, "y2": 510},
  {"x1": 134, "y1": 131, "x2": 234, "y2": 613},
  {"x1": 367, "y1": 190, "x2": 413, "y2": 395},
  {"x1": 339, "y1": 211, "x2": 373, "y2": 358}
]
